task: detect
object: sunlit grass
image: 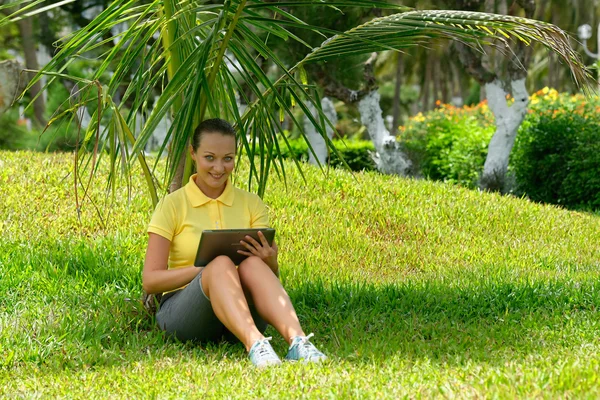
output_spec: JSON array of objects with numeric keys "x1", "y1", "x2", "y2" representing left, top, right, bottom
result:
[{"x1": 1, "y1": 150, "x2": 599, "y2": 398}]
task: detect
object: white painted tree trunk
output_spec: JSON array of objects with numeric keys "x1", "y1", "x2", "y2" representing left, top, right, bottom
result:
[
  {"x1": 481, "y1": 78, "x2": 529, "y2": 186},
  {"x1": 303, "y1": 97, "x2": 337, "y2": 165},
  {"x1": 358, "y1": 91, "x2": 411, "y2": 175}
]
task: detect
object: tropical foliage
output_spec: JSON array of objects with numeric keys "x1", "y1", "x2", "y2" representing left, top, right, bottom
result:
[
  {"x1": 0, "y1": 0, "x2": 594, "y2": 206},
  {"x1": 276, "y1": 138, "x2": 376, "y2": 172},
  {"x1": 400, "y1": 101, "x2": 495, "y2": 188},
  {"x1": 395, "y1": 88, "x2": 600, "y2": 210},
  {"x1": 511, "y1": 88, "x2": 600, "y2": 210}
]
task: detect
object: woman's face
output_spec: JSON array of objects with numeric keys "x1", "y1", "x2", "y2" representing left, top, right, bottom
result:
[{"x1": 190, "y1": 132, "x2": 236, "y2": 198}]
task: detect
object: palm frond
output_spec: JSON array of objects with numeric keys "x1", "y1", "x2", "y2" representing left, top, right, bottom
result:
[
  {"x1": 301, "y1": 10, "x2": 595, "y2": 89},
  {"x1": 3, "y1": 1, "x2": 595, "y2": 210}
]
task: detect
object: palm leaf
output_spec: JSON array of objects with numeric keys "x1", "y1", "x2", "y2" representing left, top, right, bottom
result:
[
  {"x1": 2, "y1": 1, "x2": 595, "y2": 209},
  {"x1": 300, "y1": 10, "x2": 595, "y2": 88}
]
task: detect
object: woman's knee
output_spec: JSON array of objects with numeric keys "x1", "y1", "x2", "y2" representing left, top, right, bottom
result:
[
  {"x1": 205, "y1": 255, "x2": 236, "y2": 272},
  {"x1": 238, "y1": 256, "x2": 272, "y2": 283},
  {"x1": 202, "y1": 256, "x2": 238, "y2": 286}
]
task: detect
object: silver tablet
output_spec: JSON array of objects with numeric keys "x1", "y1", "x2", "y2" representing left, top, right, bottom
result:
[{"x1": 193, "y1": 228, "x2": 276, "y2": 266}]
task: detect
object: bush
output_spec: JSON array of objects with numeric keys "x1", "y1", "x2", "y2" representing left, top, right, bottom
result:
[
  {"x1": 0, "y1": 109, "x2": 37, "y2": 150},
  {"x1": 399, "y1": 102, "x2": 495, "y2": 188},
  {"x1": 35, "y1": 120, "x2": 88, "y2": 152},
  {"x1": 511, "y1": 88, "x2": 600, "y2": 210},
  {"x1": 277, "y1": 138, "x2": 376, "y2": 171},
  {"x1": 36, "y1": 80, "x2": 92, "y2": 152}
]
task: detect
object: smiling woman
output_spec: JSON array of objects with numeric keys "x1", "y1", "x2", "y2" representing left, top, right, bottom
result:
[
  {"x1": 189, "y1": 119, "x2": 236, "y2": 199},
  {"x1": 142, "y1": 118, "x2": 327, "y2": 368}
]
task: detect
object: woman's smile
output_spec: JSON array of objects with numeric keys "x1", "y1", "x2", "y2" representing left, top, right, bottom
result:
[{"x1": 190, "y1": 132, "x2": 237, "y2": 198}]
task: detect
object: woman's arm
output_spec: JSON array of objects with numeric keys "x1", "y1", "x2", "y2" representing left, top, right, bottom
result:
[{"x1": 142, "y1": 233, "x2": 201, "y2": 294}]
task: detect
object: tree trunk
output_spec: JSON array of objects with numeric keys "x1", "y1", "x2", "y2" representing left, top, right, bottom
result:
[
  {"x1": 0, "y1": 60, "x2": 23, "y2": 115},
  {"x1": 422, "y1": 56, "x2": 432, "y2": 111},
  {"x1": 432, "y1": 57, "x2": 441, "y2": 106},
  {"x1": 169, "y1": 155, "x2": 187, "y2": 194},
  {"x1": 321, "y1": 53, "x2": 411, "y2": 175},
  {"x1": 358, "y1": 91, "x2": 411, "y2": 175},
  {"x1": 304, "y1": 97, "x2": 337, "y2": 165},
  {"x1": 17, "y1": 15, "x2": 46, "y2": 126},
  {"x1": 450, "y1": 61, "x2": 464, "y2": 106},
  {"x1": 391, "y1": 53, "x2": 403, "y2": 133},
  {"x1": 453, "y1": 0, "x2": 535, "y2": 192},
  {"x1": 479, "y1": 78, "x2": 529, "y2": 192},
  {"x1": 548, "y1": 10, "x2": 560, "y2": 90},
  {"x1": 441, "y1": 60, "x2": 450, "y2": 105}
]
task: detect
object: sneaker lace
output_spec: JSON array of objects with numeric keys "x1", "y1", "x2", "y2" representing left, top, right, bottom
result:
[
  {"x1": 296, "y1": 333, "x2": 321, "y2": 357},
  {"x1": 253, "y1": 337, "x2": 276, "y2": 362}
]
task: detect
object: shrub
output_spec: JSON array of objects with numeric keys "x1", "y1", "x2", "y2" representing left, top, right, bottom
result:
[
  {"x1": 0, "y1": 109, "x2": 37, "y2": 150},
  {"x1": 399, "y1": 102, "x2": 495, "y2": 188},
  {"x1": 277, "y1": 138, "x2": 376, "y2": 171},
  {"x1": 511, "y1": 88, "x2": 600, "y2": 210},
  {"x1": 35, "y1": 120, "x2": 87, "y2": 152},
  {"x1": 36, "y1": 81, "x2": 89, "y2": 152}
]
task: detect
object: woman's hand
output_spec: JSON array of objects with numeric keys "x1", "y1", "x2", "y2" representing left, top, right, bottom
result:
[{"x1": 238, "y1": 231, "x2": 278, "y2": 271}]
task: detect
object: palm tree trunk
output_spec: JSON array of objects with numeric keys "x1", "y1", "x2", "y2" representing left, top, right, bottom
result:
[
  {"x1": 170, "y1": 153, "x2": 187, "y2": 193},
  {"x1": 162, "y1": 0, "x2": 188, "y2": 193}
]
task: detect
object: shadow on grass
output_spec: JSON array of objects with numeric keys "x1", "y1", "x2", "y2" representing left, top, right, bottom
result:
[
  {"x1": 3, "y1": 236, "x2": 600, "y2": 371},
  {"x1": 285, "y1": 278, "x2": 600, "y2": 364},
  {"x1": 63, "y1": 277, "x2": 600, "y2": 370}
]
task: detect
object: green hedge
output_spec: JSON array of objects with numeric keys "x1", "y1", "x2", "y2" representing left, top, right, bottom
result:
[
  {"x1": 276, "y1": 138, "x2": 376, "y2": 171},
  {"x1": 511, "y1": 89, "x2": 600, "y2": 210},
  {"x1": 399, "y1": 103, "x2": 495, "y2": 188},
  {"x1": 0, "y1": 79, "x2": 97, "y2": 152},
  {"x1": 0, "y1": 109, "x2": 36, "y2": 150}
]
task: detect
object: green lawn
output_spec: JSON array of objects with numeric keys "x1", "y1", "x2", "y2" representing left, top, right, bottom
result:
[{"x1": 1, "y1": 150, "x2": 600, "y2": 399}]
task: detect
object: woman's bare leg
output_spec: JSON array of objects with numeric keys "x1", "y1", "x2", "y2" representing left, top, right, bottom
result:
[
  {"x1": 238, "y1": 256, "x2": 305, "y2": 344},
  {"x1": 201, "y1": 256, "x2": 264, "y2": 351}
]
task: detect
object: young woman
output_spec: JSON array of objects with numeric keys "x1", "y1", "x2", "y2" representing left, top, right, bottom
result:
[{"x1": 142, "y1": 118, "x2": 326, "y2": 367}]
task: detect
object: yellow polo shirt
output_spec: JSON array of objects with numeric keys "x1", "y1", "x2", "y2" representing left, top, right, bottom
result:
[{"x1": 148, "y1": 174, "x2": 269, "y2": 271}]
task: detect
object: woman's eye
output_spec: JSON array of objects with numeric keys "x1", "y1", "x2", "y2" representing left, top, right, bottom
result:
[
  {"x1": 224, "y1": 157, "x2": 233, "y2": 162},
  {"x1": 205, "y1": 156, "x2": 214, "y2": 161}
]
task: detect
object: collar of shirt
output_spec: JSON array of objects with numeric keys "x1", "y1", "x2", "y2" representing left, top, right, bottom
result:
[{"x1": 184, "y1": 174, "x2": 234, "y2": 207}]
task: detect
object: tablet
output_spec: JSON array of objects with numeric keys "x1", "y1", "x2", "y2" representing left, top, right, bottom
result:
[{"x1": 194, "y1": 228, "x2": 276, "y2": 267}]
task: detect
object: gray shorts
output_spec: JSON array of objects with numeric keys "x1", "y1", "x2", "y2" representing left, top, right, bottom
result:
[{"x1": 155, "y1": 269, "x2": 267, "y2": 343}]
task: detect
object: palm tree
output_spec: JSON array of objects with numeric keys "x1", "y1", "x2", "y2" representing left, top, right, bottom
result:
[{"x1": 1, "y1": 1, "x2": 594, "y2": 205}]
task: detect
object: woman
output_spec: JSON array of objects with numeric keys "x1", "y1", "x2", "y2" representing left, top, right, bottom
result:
[{"x1": 142, "y1": 118, "x2": 326, "y2": 367}]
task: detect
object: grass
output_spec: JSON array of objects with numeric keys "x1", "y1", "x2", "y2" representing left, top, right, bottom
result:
[{"x1": 1, "y1": 150, "x2": 600, "y2": 398}]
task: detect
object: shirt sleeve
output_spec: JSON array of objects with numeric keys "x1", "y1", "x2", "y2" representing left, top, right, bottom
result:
[
  {"x1": 249, "y1": 194, "x2": 269, "y2": 229},
  {"x1": 147, "y1": 195, "x2": 177, "y2": 241}
]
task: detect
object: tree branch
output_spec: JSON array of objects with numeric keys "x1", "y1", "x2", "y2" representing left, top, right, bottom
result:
[
  {"x1": 321, "y1": 52, "x2": 379, "y2": 104},
  {"x1": 453, "y1": 42, "x2": 497, "y2": 84}
]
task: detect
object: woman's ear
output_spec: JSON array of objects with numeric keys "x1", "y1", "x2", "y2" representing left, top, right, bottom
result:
[{"x1": 189, "y1": 145, "x2": 195, "y2": 159}]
